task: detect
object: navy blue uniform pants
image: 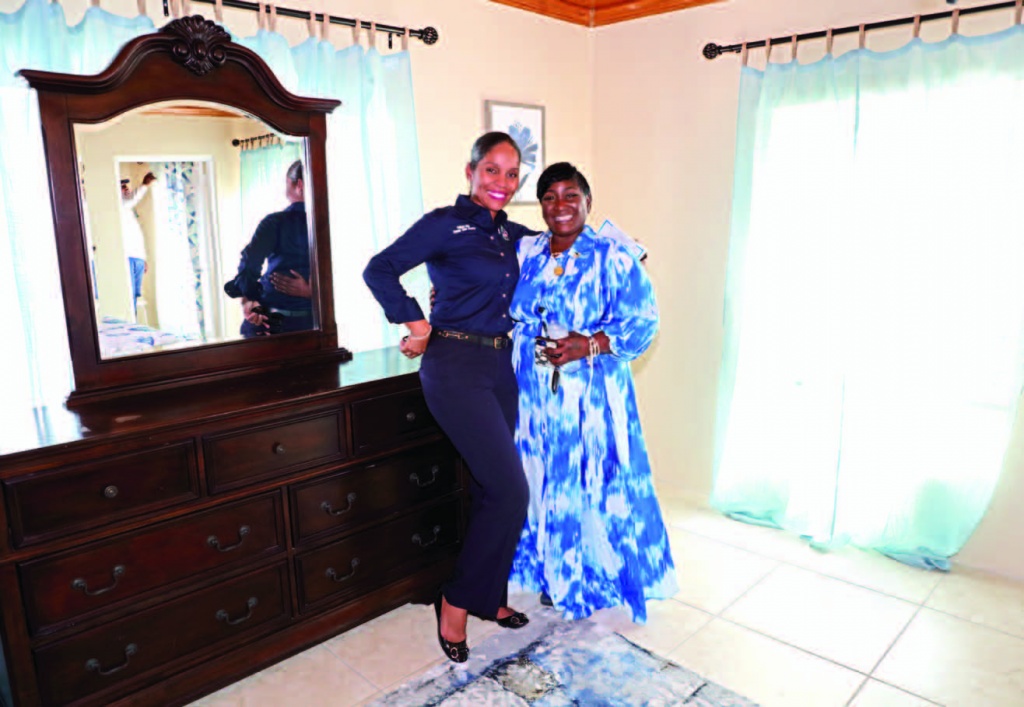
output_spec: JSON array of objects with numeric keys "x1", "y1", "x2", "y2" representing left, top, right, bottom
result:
[{"x1": 419, "y1": 337, "x2": 528, "y2": 618}]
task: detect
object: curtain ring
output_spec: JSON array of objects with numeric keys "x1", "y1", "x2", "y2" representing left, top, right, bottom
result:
[
  {"x1": 825, "y1": 28, "x2": 834, "y2": 56},
  {"x1": 256, "y1": 2, "x2": 266, "y2": 31},
  {"x1": 169, "y1": 0, "x2": 181, "y2": 19},
  {"x1": 858, "y1": 23, "x2": 866, "y2": 49},
  {"x1": 912, "y1": 14, "x2": 921, "y2": 39},
  {"x1": 369, "y1": 21, "x2": 377, "y2": 48},
  {"x1": 307, "y1": 8, "x2": 317, "y2": 39},
  {"x1": 402, "y1": 26, "x2": 410, "y2": 52},
  {"x1": 951, "y1": 8, "x2": 960, "y2": 35},
  {"x1": 322, "y1": 9, "x2": 331, "y2": 41},
  {"x1": 136, "y1": 0, "x2": 146, "y2": 17},
  {"x1": 352, "y1": 17, "x2": 361, "y2": 45},
  {"x1": 1016, "y1": 0, "x2": 1023, "y2": 26},
  {"x1": 765, "y1": 36, "x2": 772, "y2": 62},
  {"x1": 214, "y1": 0, "x2": 224, "y2": 22},
  {"x1": 790, "y1": 33, "x2": 798, "y2": 62},
  {"x1": 89, "y1": 0, "x2": 100, "y2": 7},
  {"x1": 740, "y1": 41, "x2": 748, "y2": 67},
  {"x1": 268, "y1": 3, "x2": 278, "y2": 33},
  {"x1": 182, "y1": 0, "x2": 191, "y2": 15}
]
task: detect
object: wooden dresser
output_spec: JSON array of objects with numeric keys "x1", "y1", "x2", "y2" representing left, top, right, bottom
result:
[{"x1": 0, "y1": 349, "x2": 464, "y2": 706}]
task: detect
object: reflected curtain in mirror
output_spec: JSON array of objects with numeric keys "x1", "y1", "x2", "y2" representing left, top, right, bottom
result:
[{"x1": 714, "y1": 27, "x2": 1024, "y2": 570}]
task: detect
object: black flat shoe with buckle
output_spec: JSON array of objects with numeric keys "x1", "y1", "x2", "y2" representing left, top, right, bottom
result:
[
  {"x1": 496, "y1": 608, "x2": 529, "y2": 629},
  {"x1": 434, "y1": 595, "x2": 469, "y2": 663}
]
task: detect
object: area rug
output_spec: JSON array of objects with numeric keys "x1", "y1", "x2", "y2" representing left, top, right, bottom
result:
[{"x1": 370, "y1": 609, "x2": 758, "y2": 706}]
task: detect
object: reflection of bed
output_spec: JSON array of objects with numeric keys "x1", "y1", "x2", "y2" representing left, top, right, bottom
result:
[{"x1": 98, "y1": 316, "x2": 201, "y2": 357}]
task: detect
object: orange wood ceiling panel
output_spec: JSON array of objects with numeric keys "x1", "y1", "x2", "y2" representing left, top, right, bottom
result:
[{"x1": 490, "y1": 0, "x2": 724, "y2": 27}]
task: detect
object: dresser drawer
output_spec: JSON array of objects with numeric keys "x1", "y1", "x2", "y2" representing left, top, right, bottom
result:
[
  {"x1": 205, "y1": 411, "x2": 346, "y2": 493},
  {"x1": 351, "y1": 390, "x2": 437, "y2": 453},
  {"x1": 20, "y1": 494, "x2": 283, "y2": 635},
  {"x1": 34, "y1": 563, "x2": 289, "y2": 707},
  {"x1": 291, "y1": 442, "x2": 460, "y2": 543},
  {"x1": 296, "y1": 500, "x2": 461, "y2": 611},
  {"x1": 4, "y1": 442, "x2": 198, "y2": 547}
]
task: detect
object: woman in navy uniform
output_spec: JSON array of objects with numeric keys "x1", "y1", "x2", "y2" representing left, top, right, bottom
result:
[{"x1": 363, "y1": 132, "x2": 533, "y2": 663}]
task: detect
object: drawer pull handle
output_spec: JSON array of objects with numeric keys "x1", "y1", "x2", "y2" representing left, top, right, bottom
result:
[
  {"x1": 207, "y1": 525, "x2": 251, "y2": 552},
  {"x1": 273, "y1": 443, "x2": 287, "y2": 455},
  {"x1": 405, "y1": 411, "x2": 417, "y2": 423},
  {"x1": 325, "y1": 558, "x2": 360, "y2": 583},
  {"x1": 102, "y1": 485, "x2": 119, "y2": 499},
  {"x1": 216, "y1": 597, "x2": 258, "y2": 626},
  {"x1": 321, "y1": 493, "x2": 357, "y2": 517},
  {"x1": 409, "y1": 465, "x2": 441, "y2": 488},
  {"x1": 412, "y1": 525, "x2": 442, "y2": 548},
  {"x1": 71, "y1": 565, "x2": 126, "y2": 596},
  {"x1": 85, "y1": 643, "x2": 137, "y2": 677}
]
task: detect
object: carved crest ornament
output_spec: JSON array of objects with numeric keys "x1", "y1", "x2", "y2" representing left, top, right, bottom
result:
[{"x1": 165, "y1": 15, "x2": 231, "y2": 76}]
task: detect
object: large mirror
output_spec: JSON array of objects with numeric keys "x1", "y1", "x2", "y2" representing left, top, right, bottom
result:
[
  {"x1": 74, "y1": 101, "x2": 316, "y2": 359},
  {"x1": 22, "y1": 17, "x2": 342, "y2": 401}
]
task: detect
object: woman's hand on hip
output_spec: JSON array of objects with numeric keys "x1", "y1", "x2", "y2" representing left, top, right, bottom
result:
[{"x1": 400, "y1": 319, "x2": 431, "y2": 358}]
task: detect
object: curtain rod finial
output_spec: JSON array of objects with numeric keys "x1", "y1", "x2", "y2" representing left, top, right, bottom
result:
[
  {"x1": 420, "y1": 26, "x2": 439, "y2": 45},
  {"x1": 703, "y1": 42, "x2": 723, "y2": 60}
]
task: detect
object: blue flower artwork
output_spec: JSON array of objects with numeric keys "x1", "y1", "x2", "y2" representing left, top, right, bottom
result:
[
  {"x1": 486, "y1": 101, "x2": 545, "y2": 202},
  {"x1": 509, "y1": 121, "x2": 538, "y2": 201}
]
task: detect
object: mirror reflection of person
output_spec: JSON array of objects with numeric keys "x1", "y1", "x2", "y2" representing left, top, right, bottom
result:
[
  {"x1": 121, "y1": 171, "x2": 156, "y2": 318},
  {"x1": 226, "y1": 160, "x2": 312, "y2": 337}
]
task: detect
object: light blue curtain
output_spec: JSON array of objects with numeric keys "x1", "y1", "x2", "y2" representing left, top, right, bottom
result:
[
  {"x1": 0, "y1": 0, "x2": 423, "y2": 418},
  {"x1": 239, "y1": 140, "x2": 302, "y2": 245},
  {"x1": 152, "y1": 161, "x2": 204, "y2": 338},
  {"x1": 715, "y1": 27, "x2": 1024, "y2": 569}
]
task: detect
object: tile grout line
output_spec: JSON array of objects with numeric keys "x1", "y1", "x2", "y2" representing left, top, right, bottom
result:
[
  {"x1": 844, "y1": 676, "x2": 871, "y2": 707},
  {"x1": 670, "y1": 522, "x2": 942, "y2": 606}
]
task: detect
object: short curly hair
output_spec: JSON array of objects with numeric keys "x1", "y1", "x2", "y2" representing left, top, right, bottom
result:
[{"x1": 536, "y1": 162, "x2": 591, "y2": 202}]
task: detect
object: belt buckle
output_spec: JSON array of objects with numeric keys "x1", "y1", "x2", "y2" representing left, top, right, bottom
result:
[{"x1": 493, "y1": 337, "x2": 502, "y2": 350}]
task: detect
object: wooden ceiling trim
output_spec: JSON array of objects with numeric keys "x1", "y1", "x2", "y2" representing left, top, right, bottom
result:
[
  {"x1": 592, "y1": 0, "x2": 724, "y2": 26},
  {"x1": 489, "y1": 0, "x2": 724, "y2": 27},
  {"x1": 490, "y1": 0, "x2": 592, "y2": 26}
]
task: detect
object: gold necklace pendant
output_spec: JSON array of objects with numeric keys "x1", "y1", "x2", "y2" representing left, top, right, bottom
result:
[{"x1": 552, "y1": 250, "x2": 565, "y2": 276}]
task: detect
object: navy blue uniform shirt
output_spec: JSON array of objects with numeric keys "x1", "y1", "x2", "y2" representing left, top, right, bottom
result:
[
  {"x1": 226, "y1": 202, "x2": 311, "y2": 311},
  {"x1": 364, "y1": 195, "x2": 536, "y2": 337}
]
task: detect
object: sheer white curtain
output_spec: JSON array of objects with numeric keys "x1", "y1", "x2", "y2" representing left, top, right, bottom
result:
[
  {"x1": 1, "y1": 0, "x2": 423, "y2": 417},
  {"x1": 715, "y1": 27, "x2": 1024, "y2": 568}
]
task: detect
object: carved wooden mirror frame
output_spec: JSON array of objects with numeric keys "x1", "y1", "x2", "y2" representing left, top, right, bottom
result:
[{"x1": 21, "y1": 17, "x2": 342, "y2": 406}]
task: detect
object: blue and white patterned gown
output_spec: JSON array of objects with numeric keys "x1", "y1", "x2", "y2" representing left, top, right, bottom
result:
[{"x1": 508, "y1": 225, "x2": 678, "y2": 623}]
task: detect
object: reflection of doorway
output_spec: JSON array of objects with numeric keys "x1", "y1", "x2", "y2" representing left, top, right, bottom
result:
[{"x1": 118, "y1": 158, "x2": 223, "y2": 340}]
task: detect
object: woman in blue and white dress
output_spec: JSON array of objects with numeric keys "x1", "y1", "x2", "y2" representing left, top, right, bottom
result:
[{"x1": 508, "y1": 162, "x2": 677, "y2": 623}]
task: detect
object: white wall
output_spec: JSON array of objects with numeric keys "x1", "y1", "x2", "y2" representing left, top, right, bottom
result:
[{"x1": 591, "y1": 0, "x2": 1024, "y2": 580}]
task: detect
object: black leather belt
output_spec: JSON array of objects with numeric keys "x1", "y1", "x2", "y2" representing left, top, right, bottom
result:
[{"x1": 433, "y1": 329, "x2": 510, "y2": 349}]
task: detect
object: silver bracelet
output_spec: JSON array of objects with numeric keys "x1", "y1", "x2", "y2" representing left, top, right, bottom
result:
[{"x1": 408, "y1": 326, "x2": 432, "y2": 341}]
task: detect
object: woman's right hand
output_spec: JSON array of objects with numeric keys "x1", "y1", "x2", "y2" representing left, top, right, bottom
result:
[
  {"x1": 401, "y1": 320, "x2": 431, "y2": 358},
  {"x1": 242, "y1": 298, "x2": 268, "y2": 327}
]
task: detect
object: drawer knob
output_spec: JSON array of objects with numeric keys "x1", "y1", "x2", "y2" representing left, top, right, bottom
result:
[
  {"x1": 325, "y1": 558, "x2": 360, "y2": 583},
  {"x1": 409, "y1": 465, "x2": 441, "y2": 488},
  {"x1": 321, "y1": 492, "x2": 357, "y2": 517},
  {"x1": 84, "y1": 643, "x2": 137, "y2": 677},
  {"x1": 207, "y1": 525, "x2": 251, "y2": 553},
  {"x1": 102, "y1": 485, "x2": 119, "y2": 499},
  {"x1": 272, "y1": 443, "x2": 287, "y2": 455},
  {"x1": 215, "y1": 597, "x2": 258, "y2": 626},
  {"x1": 71, "y1": 565, "x2": 126, "y2": 597},
  {"x1": 405, "y1": 411, "x2": 417, "y2": 423},
  {"x1": 412, "y1": 525, "x2": 442, "y2": 548}
]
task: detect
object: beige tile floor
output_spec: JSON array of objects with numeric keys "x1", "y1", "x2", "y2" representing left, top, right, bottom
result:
[{"x1": 191, "y1": 495, "x2": 1024, "y2": 707}]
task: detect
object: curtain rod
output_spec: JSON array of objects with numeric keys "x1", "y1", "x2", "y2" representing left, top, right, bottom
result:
[
  {"x1": 703, "y1": 0, "x2": 1018, "y2": 59},
  {"x1": 231, "y1": 133, "x2": 279, "y2": 147},
  {"x1": 164, "y1": 0, "x2": 440, "y2": 47}
]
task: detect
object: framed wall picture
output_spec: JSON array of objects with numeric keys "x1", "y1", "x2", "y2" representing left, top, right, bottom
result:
[{"x1": 484, "y1": 100, "x2": 545, "y2": 203}]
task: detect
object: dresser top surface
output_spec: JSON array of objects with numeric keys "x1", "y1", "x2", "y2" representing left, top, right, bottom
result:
[{"x1": 1, "y1": 347, "x2": 421, "y2": 458}]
